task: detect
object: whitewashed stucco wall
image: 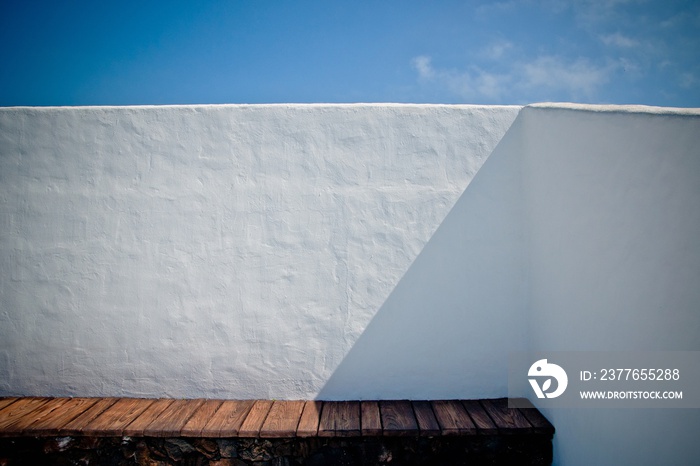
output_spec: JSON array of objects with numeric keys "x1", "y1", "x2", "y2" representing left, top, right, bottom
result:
[
  {"x1": 521, "y1": 104, "x2": 700, "y2": 466},
  {"x1": 3, "y1": 103, "x2": 699, "y2": 465},
  {"x1": 0, "y1": 104, "x2": 522, "y2": 399}
]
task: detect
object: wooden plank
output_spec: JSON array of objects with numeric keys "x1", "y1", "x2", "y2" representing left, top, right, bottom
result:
[
  {"x1": 380, "y1": 401, "x2": 417, "y2": 436},
  {"x1": 180, "y1": 399, "x2": 224, "y2": 437},
  {"x1": 123, "y1": 399, "x2": 175, "y2": 436},
  {"x1": 260, "y1": 401, "x2": 305, "y2": 438},
  {"x1": 59, "y1": 398, "x2": 118, "y2": 435},
  {"x1": 480, "y1": 399, "x2": 532, "y2": 434},
  {"x1": 336, "y1": 401, "x2": 360, "y2": 437},
  {"x1": 22, "y1": 398, "x2": 100, "y2": 436},
  {"x1": 10, "y1": 398, "x2": 74, "y2": 434},
  {"x1": 199, "y1": 400, "x2": 255, "y2": 438},
  {"x1": 0, "y1": 399, "x2": 18, "y2": 412},
  {"x1": 238, "y1": 400, "x2": 273, "y2": 437},
  {"x1": 318, "y1": 401, "x2": 360, "y2": 437},
  {"x1": 143, "y1": 399, "x2": 205, "y2": 437},
  {"x1": 317, "y1": 401, "x2": 337, "y2": 437},
  {"x1": 296, "y1": 401, "x2": 322, "y2": 437},
  {"x1": 511, "y1": 398, "x2": 555, "y2": 436},
  {"x1": 412, "y1": 401, "x2": 440, "y2": 436},
  {"x1": 461, "y1": 400, "x2": 498, "y2": 434},
  {"x1": 81, "y1": 398, "x2": 155, "y2": 436},
  {"x1": 431, "y1": 400, "x2": 476, "y2": 435},
  {"x1": 0, "y1": 398, "x2": 51, "y2": 432},
  {"x1": 360, "y1": 401, "x2": 382, "y2": 436}
]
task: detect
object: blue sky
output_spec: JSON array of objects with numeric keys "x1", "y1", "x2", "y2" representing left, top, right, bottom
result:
[{"x1": 1, "y1": 0, "x2": 698, "y2": 107}]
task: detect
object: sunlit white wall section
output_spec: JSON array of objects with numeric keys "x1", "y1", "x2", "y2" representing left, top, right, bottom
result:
[{"x1": 0, "y1": 104, "x2": 521, "y2": 399}]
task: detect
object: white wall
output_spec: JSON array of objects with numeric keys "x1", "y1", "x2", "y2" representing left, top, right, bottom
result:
[
  {"x1": 521, "y1": 103, "x2": 700, "y2": 465},
  {"x1": 3, "y1": 103, "x2": 699, "y2": 465},
  {"x1": 318, "y1": 114, "x2": 528, "y2": 400},
  {"x1": 0, "y1": 104, "x2": 521, "y2": 399}
]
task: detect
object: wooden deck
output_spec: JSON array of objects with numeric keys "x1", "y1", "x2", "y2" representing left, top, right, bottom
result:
[{"x1": 0, "y1": 397, "x2": 553, "y2": 439}]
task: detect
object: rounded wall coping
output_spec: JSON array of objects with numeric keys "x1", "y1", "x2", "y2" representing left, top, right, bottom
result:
[
  {"x1": 526, "y1": 102, "x2": 700, "y2": 116},
  {"x1": 0, "y1": 103, "x2": 524, "y2": 111},
  {"x1": 3, "y1": 102, "x2": 699, "y2": 117}
]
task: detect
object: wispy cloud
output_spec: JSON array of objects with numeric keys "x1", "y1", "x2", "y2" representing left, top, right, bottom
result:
[
  {"x1": 659, "y1": 9, "x2": 700, "y2": 29},
  {"x1": 600, "y1": 32, "x2": 639, "y2": 48},
  {"x1": 411, "y1": 56, "x2": 436, "y2": 81},
  {"x1": 410, "y1": 56, "x2": 508, "y2": 100},
  {"x1": 447, "y1": 69, "x2": 509, "y2": 101},
  {"x1": 480, "y1": 40, "x2": 514, "y2": 60},
  {"x1": 570, "y1": 0, "x2": 648, "y2": 25},
  {"x1": 411, "y1": 54, "x2": 612, "y2": 102},
  {"x1": 618, "y1": 57, "x2": 643, "y2": 76},
  {"x1": 461, "y1": 0, "x2": 698, "y2": 105},
  {"x1": 477, "y1": 0, "x2": 643, "y2": 22},
  {"x1": 520, "y1": 56, "x2": 611, "y2": 96}
]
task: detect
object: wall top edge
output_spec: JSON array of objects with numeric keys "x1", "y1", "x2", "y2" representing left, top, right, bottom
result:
[
  {"x1": 0, "y1": 103, "x2": 524, "y2": 111},
  {"x1": 4, "y1": 102, "x2": 697, "y2": 115},
  {"x1": 526, "y1": 102, "x2": 700, "y2": 116}
]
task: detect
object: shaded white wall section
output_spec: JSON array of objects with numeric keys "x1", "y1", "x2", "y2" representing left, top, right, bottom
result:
[
  {"x1": 520, "y1": 104, "x2": 700, "y2": 466},
  {"x1": 0, "y1": 104, "x2": 521, "y2": 399}
]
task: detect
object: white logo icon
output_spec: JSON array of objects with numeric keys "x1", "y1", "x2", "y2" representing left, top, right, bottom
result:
[{"x1": 528, "y1": 359, "x2": 568, "y2": 399}]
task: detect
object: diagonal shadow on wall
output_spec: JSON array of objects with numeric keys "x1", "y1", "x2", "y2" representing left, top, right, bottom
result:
[{"x1": 317, "y1": 114, "x2": 528, "y2": 400}]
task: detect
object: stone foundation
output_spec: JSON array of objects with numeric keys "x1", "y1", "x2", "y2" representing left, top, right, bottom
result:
[{"x1": 0, "y1": 435, "x2": 552, "y2": 465}]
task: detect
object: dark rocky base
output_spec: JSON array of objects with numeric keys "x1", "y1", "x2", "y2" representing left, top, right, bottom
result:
[{"x1": 0, "y1": 435, "x2": 552, "y2": 466}]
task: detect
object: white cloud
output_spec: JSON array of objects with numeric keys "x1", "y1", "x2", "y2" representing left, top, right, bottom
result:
[
  {"x1": 411, "y1": 54, "x2": 613, "y2": 102},
  {"x1": 480, "y1": 41, "x2": 514, "y2": 60},
  {"x1": 572, "y1": 0, "x2": 646, "y2": 24},
  {"x1": 474, "y1": 72, "x2": 509, "y2": 99},
  {"x1": 411, "y1": 55, "x2": 509, "y2": 100},
  {"x1": 477, "y1": 0, "x2": 643, "y2": 23},
  {"x1": 618, "y1": 57, "x2": 642, "y2": 76},
  {"x1": 660, "y1": 9, "x2": 700, "y2": 29},
  {"x1": 600, "y1": 32, "x2": 639, "y2": 48},
  {"x1": 411, "y1": 56, "x2": 436, "y2": 81},
  {"x1": 659, "y1": 14, "x2": 683, "y2": 29},
  {"x1": 520, "y1": 56, "x2": 610, "y2": 96},
  {"x1": 447, "y1": 69, "x2": 509, "y2": 101}
]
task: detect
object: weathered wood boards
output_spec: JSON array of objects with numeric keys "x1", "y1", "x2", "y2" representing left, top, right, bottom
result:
[
  {"x1": 296, "y1": 400, "x2": 322, "y2": 437},
  {"x1": 0, "y1": 397, "x2": 553, "y2": 438},
  {"x1": 260, "y1": 400, "x2": 305, "y2": 438},
  {"x1": 380, "y1": 400, "x2": 417, "y2": 436},
  {"x1": 318, "y1": 401, "x2": 360, "y2": 437}
]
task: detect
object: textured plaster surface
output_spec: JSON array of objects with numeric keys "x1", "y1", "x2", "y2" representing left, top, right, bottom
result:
[
  {"x1": 0, "y1": 104, "x2": 520, "y2": 398},
  {"x1": 317, "y1": 113, "x2": 529, "y2": 400}
]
